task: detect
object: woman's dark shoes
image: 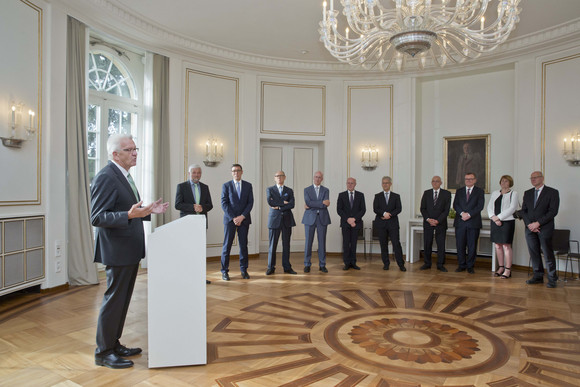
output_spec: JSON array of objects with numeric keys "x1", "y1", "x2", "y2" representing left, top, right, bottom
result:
[
  {"x1": 500, "y1": 267, "x2": 511, "y2": 279},
  {"x1": 494, "y1": 265, "x2": 505, "y2": 277}
]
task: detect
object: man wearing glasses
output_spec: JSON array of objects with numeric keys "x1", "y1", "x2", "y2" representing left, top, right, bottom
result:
[
  {"x1": 453, "y1": 172, "x2": 484, "y2": 274},
  {"x1": 220, "y1": 164, "x2": 254, "y2": 281},
  {"x1": 91, "y1": 133, "x2": 169, "y2": 368},
  {"x1": 266, "y1": 171, "x2": 297, "y2": 275},
  {"x1": 521, "y1": 171, "x2": 560, "y2": 288}
]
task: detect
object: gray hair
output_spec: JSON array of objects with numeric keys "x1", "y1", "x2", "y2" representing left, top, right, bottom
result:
[
  {"x1": 188, "y1": 164, "x2": 202, "y2": 172},
  {"x1": 107, "y1": 133, "x2": 133, "y2": 159},
  {"x1": 382, "y1": 176, "x2": 392, "y2": 183}
]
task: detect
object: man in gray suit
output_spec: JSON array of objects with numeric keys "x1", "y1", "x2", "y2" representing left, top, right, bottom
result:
[
  {"x1": 266, "y1": 171, "x2": 297, "y2": 275},
  {"x1": 302, "y1": 171, "x2": 331, "y2": 273},
  {"x1": 91, "y1": 133, "x2": 169, "y2": 369}
]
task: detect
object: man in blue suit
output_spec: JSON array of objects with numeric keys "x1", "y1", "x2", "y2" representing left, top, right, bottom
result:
[
  {"x1": 266, "y1": 171, "x2": 297, "y2": 275},
  {"x1": 91, "y1": 133, "x2": 169, "y2": 369},
  {"x1": 337, "y1": 177, "x2": 366, "y2": 270},
  {"x1": 220, "y1": 163, "x2": 254, "y2": 281},
  {"x1": 302, "y1": 171, "x2": 331, "y2": 273},
  {"x1": 453, "y1": 172, "x2": 485, "y2": 274}
]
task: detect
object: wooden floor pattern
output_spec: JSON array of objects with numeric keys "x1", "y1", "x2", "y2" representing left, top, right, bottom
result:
[{"x1": 1, "y1": 253, "x2": 580, "y2": 386}]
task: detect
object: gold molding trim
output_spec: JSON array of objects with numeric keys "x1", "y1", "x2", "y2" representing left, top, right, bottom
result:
[
  {"x1": 346, "y1": 85, "x2": 393, "y2": 178},
  {"x1": 260, "y1": 81, "x2": 326, "y2": 136},
  {"x1": 541, "y1": 52, "x2": 580, "y2": 174},
  {"x1": 1, "y1": 1, "x2": 43, "y2": 206},
  {"x1": 184, "y1": 68, "x2": 240, "y2": 180},
  {"x1": 184, "y1": 68, "x2": 239, "y2": 248}
]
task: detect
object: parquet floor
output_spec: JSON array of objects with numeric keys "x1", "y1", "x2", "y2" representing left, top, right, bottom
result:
[{"x1": 1, "y1": 253, "x2": 579, "y2": 387}]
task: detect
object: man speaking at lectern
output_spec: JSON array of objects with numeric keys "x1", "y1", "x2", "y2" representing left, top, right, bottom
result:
[{"x1": 91, "y1": 133, "x2": 169, "y2": 369}]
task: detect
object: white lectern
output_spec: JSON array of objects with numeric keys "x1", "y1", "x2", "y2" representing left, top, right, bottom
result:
[{"x1": 147, "y1": 215, "x2": 207, "y2": 368}]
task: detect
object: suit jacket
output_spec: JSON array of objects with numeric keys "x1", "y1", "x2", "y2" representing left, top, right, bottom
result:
[
  {"x1": 221, "y1": 180, "x2": 253, "y2": 225},
  {"x1": 337, "y1": 190, "x2": 366, "y2": 229},
  {"x1": 175, "y1": 181, "x2": 213, "y2": 223},
  {"x1": 373, "y1": 191, "x2": 402, "y2": 229},
  {"x1": 90, "y1": 161, "x2": 150, "y2": 266},
  {"x1": 420, "y1": 188, "x2": 451, "y2": 229},
  {"x1": 453, "y1": 185, "x2": 484, "y2": 229},
  {"x1": 521, "y1": 185, "x2": 559, "y2": 237},
  {"x1": 267, "y1": 185, "x2": 296, "y2": 229},
  {"x1": 302, "y1": 185, "x2": 331, "y2": 226}
]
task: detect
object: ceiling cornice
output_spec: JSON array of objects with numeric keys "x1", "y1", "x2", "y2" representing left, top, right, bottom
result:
[{"x1": 57, "y1": 0, "x2": 580, "y2": 77}]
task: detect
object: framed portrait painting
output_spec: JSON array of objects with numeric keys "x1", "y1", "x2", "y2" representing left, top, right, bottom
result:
[{"x1": 444, "y1": 134, "x2": 490, "y2": 193}]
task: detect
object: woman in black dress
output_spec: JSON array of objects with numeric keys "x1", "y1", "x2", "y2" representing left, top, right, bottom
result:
[{"x1": 487, "y1": 175, "x2": 518, "y2": 279}]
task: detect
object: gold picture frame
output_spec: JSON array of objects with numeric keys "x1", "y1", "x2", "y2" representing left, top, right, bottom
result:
[{"x1": 444, "y1": 134, "x2": 490, "y2": 193}]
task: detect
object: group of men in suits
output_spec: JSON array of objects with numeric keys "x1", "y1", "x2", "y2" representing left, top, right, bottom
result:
[
  {"x1": 90, "y1": 146, "x2": 562, "y2": 368},
  {"x1": 419, "y1": 171, "x2": 560, "y2": 287}
]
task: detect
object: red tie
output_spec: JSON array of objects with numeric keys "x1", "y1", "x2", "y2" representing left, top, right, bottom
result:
[{"x1": 466, "y1": 188, "x2": 471, "y2": 201}]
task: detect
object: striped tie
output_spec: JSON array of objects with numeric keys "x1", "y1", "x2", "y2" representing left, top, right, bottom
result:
[{"x1": 127, "y1": 173, "x2": 139, "y2": 200}]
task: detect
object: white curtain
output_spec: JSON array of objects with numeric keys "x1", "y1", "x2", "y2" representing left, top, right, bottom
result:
[
  {"x1": 151, "y1": 54, "x2": 171, "y2": 229},
  {"x1": 66, "y1": 16, "x2": 98, "y2": 285}
]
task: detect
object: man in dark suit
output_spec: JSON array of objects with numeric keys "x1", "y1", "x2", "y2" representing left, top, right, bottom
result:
[
  {"x1": 453, "y1": 172, "x2": 485, "y2": 274},
  {"x1": 91, "y1": 133, "x2": 169, "y2": 369},
  {"x1": 420, "y1": 176, "x2": 452, "y2": 272},
  {"x1": 522, "y1": 171, "x2": 560, "y2": 288},
  {"x1": 175, "y1": 163, "x2": 213, "y2": 283},
  {"x1": 302, "y1": 171, "x2": 331, "y2": 273},
  {"x1": 266, "y1": 170, "x2": 297, "y2": 275},
  {"x1": 373, "y1": 176, "x2": 406, "y2": 271},
  {"x1": 337, "y1": 177, "x2": 366, "y2": 270},
  {"x1": 220, "y1": 163, "x2": 254, "y2": 281}
]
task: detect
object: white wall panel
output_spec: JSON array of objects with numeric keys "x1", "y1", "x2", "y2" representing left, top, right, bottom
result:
[
  {"x1": 0, "y1": 1, "x2": 42, "y2": 205},
  {"x1": 261, "y1": 82, "x2": 325, "y2": 135},
  {"x1": 184, "y1": 69, "x2": 239, "y2": 247}
]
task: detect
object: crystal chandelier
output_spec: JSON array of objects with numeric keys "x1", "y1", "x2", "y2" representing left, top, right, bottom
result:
[{"x1": 319, "y1": 0, "x2": 522, "y2": 72}]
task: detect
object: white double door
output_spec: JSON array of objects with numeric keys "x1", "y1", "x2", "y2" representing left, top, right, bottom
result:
[{"x1": 259, "y1": 141, "x2": 320, "y2": 252}]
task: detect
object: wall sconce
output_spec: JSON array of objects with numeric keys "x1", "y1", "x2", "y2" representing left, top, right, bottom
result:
[
  {"x1": 361, "y1": 145, "x2": 379, "y2": 170},
  {"x1": 563, "y1": 131, "x2": 580, "y2": 166},
  {"x1": 203, "y1": 137, "x2": 223, "y2": 167},
  {"x1": 1, "y1": 102, "x2": 37, "y2": 148}
]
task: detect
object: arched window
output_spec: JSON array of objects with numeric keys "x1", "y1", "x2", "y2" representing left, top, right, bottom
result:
[{"x1": 86, "y1": 49, "x2": 142, "y2": 182}]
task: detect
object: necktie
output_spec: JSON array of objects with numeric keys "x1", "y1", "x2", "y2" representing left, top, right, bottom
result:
[
  {"x1": 534, "y1": 189, "x2": 539, "y2": 207},
  {"x1": 434, "y1": 190, "x2": 438, "y2": 205},
  {"x1": 236, "y1": 181, "x2": 241, "y2": 198},
  {"x1": 385, "y1": 192, "x2": 389, "y2": 205},
  {"x1": 127, "y1": 173, "x2": 139, "y2": 200},
  {"x1": 279, "y1": 186, "x2": 283, "y2": 196},
  {"x1": 466, "y1": 188, "x2": 471, "y2": 201},
  {"x1": 350, "y1": 191, "x2": 354, "y2": 208},
  {"x1": 194, "y1": 183, "x2": 200, "y2": 205},
  {"x1": 315, "y1": 186, "x2": 319, "y2": 199}
]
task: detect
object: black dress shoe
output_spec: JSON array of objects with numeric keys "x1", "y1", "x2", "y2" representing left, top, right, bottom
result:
[
  {"x1": 319, "y1": 266, "x2": 328, "y2": 273},
  {"x1": 383, "y1": 265, "x2": 390, "y2": 270},
  {"x1": 399, "y1": 266, "x2": 407, "y2": 272},
  {"x1": 526, "y1": 277, "x2": 543, "y2": 284},
  {"x1": 343, "y1": 265, "x2": 350, "y2": 270},
  {"x1": 222, "y1": 272, "x2": 230, "y2": 281},
  {"x1": 266, "y1": 268, "x2": 275, "y2": 275},
  {"x1": 455, "y1": 267, "x2": 466, "y2": 272},
  {"x1": 304, "y1": 266, "x2": 311, "y2": 273},
  {"x1": 351, "y1": 264, "x2": 361, "y2": 270},
  {"x1": 546, "y1": 281, "x2": 556, "y2": 288},
  {"x1": 420, "y1": 264, "x2": 431, "y2": 270},
  {"x1": 114, "y1": 344, "x2": 142, "y2": 357},
  {"x1": 241, "y1": 271, "x2": 250, "y2": 279},
  {"x1": 437, "y1": 266, "x2": 448, "y2": 272},
  {"x1": 467, "y1": 268, "x2": 475, "y2": 274},
  {"x1": 284, "y1": 268, "x2": 297, "y2": 274},
  {"x1": 206, "y1": 280, "x2": 211, "y2": 284},
  {"x1": 95, "y1": 353, "x2": 134, "y2": 369}
]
